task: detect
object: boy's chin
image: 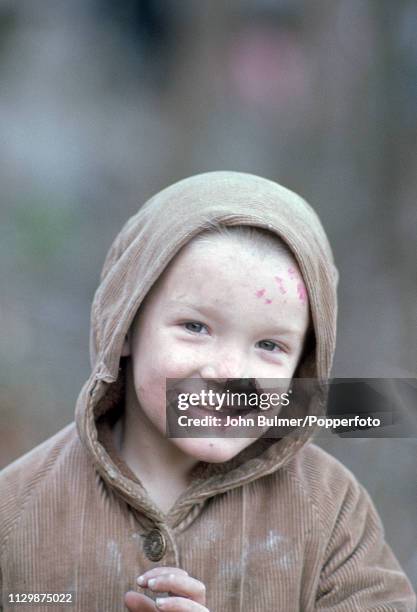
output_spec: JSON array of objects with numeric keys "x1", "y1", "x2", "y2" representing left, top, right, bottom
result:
[{"x1": 173, "y1": 437, "x2": 254, "y2": 464}]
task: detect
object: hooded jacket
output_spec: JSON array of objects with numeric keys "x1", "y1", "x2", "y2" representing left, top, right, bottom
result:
[{"x1": 0, "y1": 172, "x2": 415, "y2": 611}]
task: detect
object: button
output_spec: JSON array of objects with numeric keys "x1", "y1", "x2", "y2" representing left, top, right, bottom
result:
[{"x1": 143, "y1": 528, "x2": 166, "y2": 561}]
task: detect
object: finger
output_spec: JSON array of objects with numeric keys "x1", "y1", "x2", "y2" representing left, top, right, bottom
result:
[
  {"x1": 154, "y1": 596, "x2": 209, "y2": 611},
  {"x1": 145, "y1": 573, "x2": 206, "y2": 605},
  {"x1": 124, "y1": 591, "x2": 158, "y2": 611},
  {"x1": 137, "y1": 567, "x2": 189, "y2": 587}
]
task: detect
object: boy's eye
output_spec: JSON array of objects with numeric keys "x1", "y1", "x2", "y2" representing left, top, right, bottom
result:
[
  {"x1": 183, "y1": 321, "x2": 208, "y2": 334},
  {"x1": 257, "y1": 339, "x2": 281, "y2": 352}
]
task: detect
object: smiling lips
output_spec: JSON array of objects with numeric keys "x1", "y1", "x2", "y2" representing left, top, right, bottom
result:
[{"x1": 172, "y1": 378, "x2": 265, "y2": 416}]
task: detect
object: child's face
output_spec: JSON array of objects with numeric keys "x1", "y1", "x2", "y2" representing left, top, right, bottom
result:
[{"x1": 123, "y1": 234, "x2": 310, "y2": 463}]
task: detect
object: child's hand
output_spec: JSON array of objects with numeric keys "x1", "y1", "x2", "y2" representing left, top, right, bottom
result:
[{"x1": 124, "y1": 566, "x2": 209, "y2": 611}]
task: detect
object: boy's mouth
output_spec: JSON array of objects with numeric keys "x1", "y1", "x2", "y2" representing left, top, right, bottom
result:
[
  {"x1": 169, "y1": 378, "x2": 287, "y2": 419},
  {"x1": 175, "y1": 379, "x2": 263, "y2": 416}
]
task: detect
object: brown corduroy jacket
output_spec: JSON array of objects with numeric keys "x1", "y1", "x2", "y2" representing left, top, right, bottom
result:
[{"x1": 1, "y1": 173, "x2": 415, "y2": 610}]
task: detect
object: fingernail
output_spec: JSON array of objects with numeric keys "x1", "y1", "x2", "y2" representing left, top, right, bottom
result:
[
  {"x1": 148, "y1": 578, "x2": 156, "y2": 587},
  {"x1": 156, "y1": 598, "x2": 168, "y2": 608},
  {"x1": 137, "y1": 575, "x2": 145, "y2": 585}
]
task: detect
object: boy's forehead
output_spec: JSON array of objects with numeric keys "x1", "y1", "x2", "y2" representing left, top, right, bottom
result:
[
  {"x1": 131, "y1": 232, "x2": 307, "y2": 323},
  {"x1": 165, "y1": 234, "x2": 300, "y2": 281},
  {"x1": 156, "y1": 239, "x2": 308, "y2": 316}
]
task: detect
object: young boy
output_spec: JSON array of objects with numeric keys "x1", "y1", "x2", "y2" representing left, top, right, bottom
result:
[{"x1": 0, "y1": 172, "x2": 415, "y2": 611}]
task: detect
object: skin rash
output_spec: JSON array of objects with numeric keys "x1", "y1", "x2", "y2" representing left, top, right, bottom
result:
[{"x1": 257, "y1": 268, "x2": 307, "y2": 305}]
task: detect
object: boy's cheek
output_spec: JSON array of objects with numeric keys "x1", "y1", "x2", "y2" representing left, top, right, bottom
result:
[
  {"x1": 159, "y1": 345, "x2": 205, "y2": 378},
  {"x1": 133, "y1": 357, "x2": 193, "y2": 407}
]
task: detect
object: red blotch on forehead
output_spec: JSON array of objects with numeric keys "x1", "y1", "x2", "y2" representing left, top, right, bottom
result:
[
  {"x1": 264, "y1": 298, "x2": 272, "y2": 304},
  {"x1": 255, "y1": 289, "x2": 266, "y2": 298},
  {"x1": 297, "y1": 281, "x2": 307, "y2": 303}
]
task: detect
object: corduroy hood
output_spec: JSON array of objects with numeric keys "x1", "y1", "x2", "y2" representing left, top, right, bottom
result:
[{"x1": 75, "y1": 171, "x2": 338, "y2": 525}]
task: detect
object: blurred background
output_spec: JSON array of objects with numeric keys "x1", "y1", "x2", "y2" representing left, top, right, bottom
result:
[{"x1": 1, "y1": 0, "x2": 416, "y2": 587}]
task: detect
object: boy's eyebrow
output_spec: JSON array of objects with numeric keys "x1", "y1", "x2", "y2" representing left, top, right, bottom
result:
[
  {"x1": 166, "y1": 299, "x2": 304, "y2": 337},
  {"x1": 165, "y1": 299, "x2": 220, "y2": 319}
]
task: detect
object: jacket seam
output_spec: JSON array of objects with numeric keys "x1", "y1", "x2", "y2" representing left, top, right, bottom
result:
[{"x1": 280, "y1": 464, "x2": 328, "y2": 537}]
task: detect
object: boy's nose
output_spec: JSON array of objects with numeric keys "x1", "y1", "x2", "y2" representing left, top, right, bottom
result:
[{"x1": 200, "y1": 353, "x2": 248, "y2": 380}]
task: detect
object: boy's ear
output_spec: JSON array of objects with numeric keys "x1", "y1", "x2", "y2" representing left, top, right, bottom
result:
[{"x1": 121, "y1": 334, "x2": 131, "y2": 357}]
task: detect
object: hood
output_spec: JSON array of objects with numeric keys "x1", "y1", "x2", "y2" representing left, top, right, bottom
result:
[{"x1": 75, "y1": 171, "x2": 338, "y2": 523}]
